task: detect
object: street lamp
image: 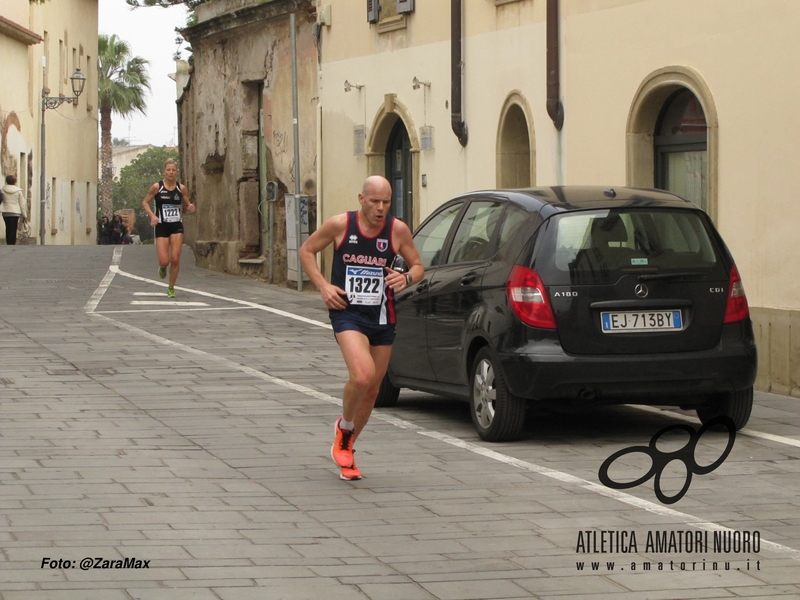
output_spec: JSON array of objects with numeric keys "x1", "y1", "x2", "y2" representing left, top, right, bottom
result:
[{"x1": 39, "y1": 62, "x2": 87, "y2": 245}]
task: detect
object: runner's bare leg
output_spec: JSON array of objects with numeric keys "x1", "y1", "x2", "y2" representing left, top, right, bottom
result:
[{"x1": 336, "y1": 330, "x2": 393, "y2": 440}]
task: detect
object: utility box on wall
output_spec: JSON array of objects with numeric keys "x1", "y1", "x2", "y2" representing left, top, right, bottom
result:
[{"x1": 285, "y1": 193, "x2": 310, "y2": 282}]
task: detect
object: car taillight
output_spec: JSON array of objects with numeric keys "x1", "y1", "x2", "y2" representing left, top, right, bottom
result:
[
  {"x1": 506, "y1": 265, "x2": 557, "y2": 329},
  {"x1": 723, "y1": 264, "x2": 749, "y2": 324}
]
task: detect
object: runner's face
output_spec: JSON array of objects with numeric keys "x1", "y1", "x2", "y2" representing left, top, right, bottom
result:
[
  {"x1": 163, "y1": 164, "x2": 178, "y2": 182},
  {"x1": 359, "y1": 187, "x2": 392, "y2": 227}
]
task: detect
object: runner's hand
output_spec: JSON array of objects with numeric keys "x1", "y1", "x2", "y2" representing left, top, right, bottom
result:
[
  {"x1": 149, "y1": 214, "x2": 159, "y2": 226},
  {"x1": 384, "y1": 267, "x2": 407, "y2": 291},
  {"x1": 321, "y1": 283, "x2": 348, "y2": 310}
]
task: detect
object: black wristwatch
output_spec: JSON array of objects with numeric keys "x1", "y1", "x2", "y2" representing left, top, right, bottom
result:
[{"x1": 405, "y1": 273, "x2": 413, "y2": 285}]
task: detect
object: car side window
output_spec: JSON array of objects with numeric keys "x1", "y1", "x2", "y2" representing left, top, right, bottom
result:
[
  {"x1": 446, "y1": 201, "x2": 505, "y2": 264},
  {"x1": 498, "y1": 205, "x2": 530, "y2": 249},
  {"x1": 413, "y1": 203, "x2": 463, "y2": 269}
]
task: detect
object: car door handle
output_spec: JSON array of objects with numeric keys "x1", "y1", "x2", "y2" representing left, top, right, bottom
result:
[
  {"x1": 415, "y1": 281, "x2": 429, "y2": 293},
  {"x1": 460, "y1": 274, "x2": 477, "y2": 286}
]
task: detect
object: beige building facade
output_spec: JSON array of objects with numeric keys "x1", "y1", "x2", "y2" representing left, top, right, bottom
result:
[
  {"x1": 0, "y1": 0, "x2": 98, "y2": 246},
  {"x1": 316, "y1": 0, "x2": 799, "y2": 396}
]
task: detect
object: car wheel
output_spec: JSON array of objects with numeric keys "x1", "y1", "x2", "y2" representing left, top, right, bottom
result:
[
  {"x1": 470, "y1": 347, "x2": 526, "y2": 442},
  {"x1": 696, "y1": 386, "x2": 753, "y2": 430},
  {"x1": 374, "y1": 373, "x2": 400, "y2": 408}
]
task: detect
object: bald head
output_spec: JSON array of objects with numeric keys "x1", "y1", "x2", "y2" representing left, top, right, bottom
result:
[{"x1": 362, "y1": 175, "x2": 391, "y2": 198}]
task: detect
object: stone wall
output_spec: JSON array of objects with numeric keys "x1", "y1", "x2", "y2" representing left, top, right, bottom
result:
[
  {"x1": 178, "y1": 0, "x2": 317, "y2": 284},
  {"x1": 751, "y1": 308, "x2": 800, "y2": 398}
]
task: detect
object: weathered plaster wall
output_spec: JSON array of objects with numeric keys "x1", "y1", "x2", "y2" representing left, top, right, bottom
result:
[{"x1": 180, "y1": 0, "x2": 317, "y2": 282}]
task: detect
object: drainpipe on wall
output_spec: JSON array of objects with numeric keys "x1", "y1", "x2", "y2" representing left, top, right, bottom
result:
[
  {"x1": 546, "y1": 0, "x2": 564, "y2": 131},
  {"x1": 451, "y1": 0, "x2": 468, "y2": 146},
  {"x1": 290, "y1": 12, "x2": 303, "y2": 292}
]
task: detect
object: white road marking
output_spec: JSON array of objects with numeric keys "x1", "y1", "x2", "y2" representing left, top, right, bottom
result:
[
  {"x1": 83, "y1": 246, "x2": 123, "y2": 313},
  {"x1": 84, "y1": 251, "x2": 800, "y2": 562},
  {"x1": 634, "y1": 405, "x2": 800, "y2": 448},
  {"x1": 111, "y1": 266, "x2": 332, "y2": 329},
  {"x1": 133, "y1": 292, "x2": 169, "y2": 296},
  {"x1": 131, "y1": 301, "x2": 209, "y2": 306},
  {"x1": 96, "y1": 306, "x2": 256, "y2": 314}
]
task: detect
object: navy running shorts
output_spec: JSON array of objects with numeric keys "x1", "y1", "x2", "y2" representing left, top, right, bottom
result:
[
  {"x1": 329, "y1": 310, "x2": 396, "y2": 346},
  {"x1": 155, "y1": 221, "x2": 184, "y2": 238}
]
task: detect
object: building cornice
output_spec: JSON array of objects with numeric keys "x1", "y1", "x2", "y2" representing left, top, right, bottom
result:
[
  {"x1": 181, "y1": 0, "x2": 313, "y2": 43},
  {"x1": 0, "y1": 15, "x2": 43, "y2": 46}
]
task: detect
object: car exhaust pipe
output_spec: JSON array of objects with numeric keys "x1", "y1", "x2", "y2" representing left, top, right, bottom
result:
[{"x1": 579, "y1": 388, "x2": 596, "y2": 401}]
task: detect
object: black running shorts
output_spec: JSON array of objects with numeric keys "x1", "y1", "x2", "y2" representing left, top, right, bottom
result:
[
  {"x1": 329, "y1": 310, "x2": 396, "y2": 346},
  {"x1": 155, "y1": 221, "x2": 184, "y2": 238}
]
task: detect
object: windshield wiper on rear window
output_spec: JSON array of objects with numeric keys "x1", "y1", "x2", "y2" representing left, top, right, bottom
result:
[{"x1": 637, "y1": 272, "x2": 708, "y2": 282}]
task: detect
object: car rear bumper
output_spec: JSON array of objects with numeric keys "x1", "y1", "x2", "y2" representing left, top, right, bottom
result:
[{"x1": 499, "y1": 324, "x2": 757, "y2": 402}]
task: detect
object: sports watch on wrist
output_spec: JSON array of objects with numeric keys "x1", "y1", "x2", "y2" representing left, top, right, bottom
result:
[{"x1": 405, "y1": 273, "x2": 413, "y2": 285}]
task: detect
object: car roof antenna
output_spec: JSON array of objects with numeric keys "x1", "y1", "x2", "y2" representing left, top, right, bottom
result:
[{"x1": 604, "y1": 188, "x2": 617, "y2": 198}]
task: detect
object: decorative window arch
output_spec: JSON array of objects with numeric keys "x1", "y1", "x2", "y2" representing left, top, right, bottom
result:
[
  {"x1": 627, "y1": 67, "x2": 718, "y2": 221},
  {"x1": 496, "y1": 92, "x2": 535, "y2": 188}
]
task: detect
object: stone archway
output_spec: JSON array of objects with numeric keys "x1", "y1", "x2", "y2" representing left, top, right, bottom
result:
[
  {"x1": 627, "y1": 66, "x2": 718, "y2": 221},
  {"x1": 496, "y1": 92, "x2": 535, "y2": 188},
  {"x1": 366, "y1": 95, "x2": 421, "y2": 228}
]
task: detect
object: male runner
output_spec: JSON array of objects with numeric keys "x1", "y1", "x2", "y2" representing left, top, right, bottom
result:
[
  {"x1": 299, "y1": 175, "x2": 424, "y2": 480},
  {"x1": 141, "y1": 159, "x2": 195, "y2": 297}
]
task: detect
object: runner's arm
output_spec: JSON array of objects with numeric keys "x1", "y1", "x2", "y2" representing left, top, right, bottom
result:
[
  {"x1": 181, "y1": 184, "x2": 195, "y2": 213},
  {"x1": 141, "y1": 183, "x2": 160, "y2": 226},
  {"x1": 385, "y1": 219, "x2": 424, "y2": 292},
  {"x1": 299, "y1": 214, "x2": 348, "y2": 309}
]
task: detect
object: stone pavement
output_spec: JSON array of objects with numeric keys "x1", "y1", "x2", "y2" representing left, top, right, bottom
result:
[{"x1": 1, "y1": 244, "x2": 799, "y2": 600}]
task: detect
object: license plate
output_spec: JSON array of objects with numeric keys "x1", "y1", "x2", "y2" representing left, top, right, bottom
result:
[{"x1": 601, "y1": 310, "x2": 683, "y2": 333}]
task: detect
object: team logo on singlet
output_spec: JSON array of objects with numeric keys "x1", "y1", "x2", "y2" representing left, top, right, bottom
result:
[
  {"x1": 376, "y1": 239, "x2": 388, "y2": 252},
  {"x1": 349, "y1": 235, "x2": 358, "y2": 244}
]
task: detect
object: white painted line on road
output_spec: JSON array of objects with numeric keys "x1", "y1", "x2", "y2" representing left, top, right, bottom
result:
[
  {"x1": 133, "y1": 292, "x2": 168, "y2": 296},
  {"x1": 131, "y1": 301, "x2": 210, "y2": 306},
  {"x1": 633, "y1": 405, "x2": 800, "y2": 449},
  {"x1": 85, "y1": 251, "x2": 800, "y2": 562},
  {"x1": 87, "y1": 312, "x2": 339, "y2": 406},
  {"x1": 112, "y1": 266, "x2": 332, "y2": 329},
  {"x1": 739, "y1": 428, "x2": 800, "y2": 447},
  {"x1": 96, "y1": 306, "x2": 256, "y2": 314},
  {"x1": 83, "y1": 246, "x2": 123, "y2": 313},
  {"x1": 377, "y1": 413, "x2": 800, "y2": 561}
]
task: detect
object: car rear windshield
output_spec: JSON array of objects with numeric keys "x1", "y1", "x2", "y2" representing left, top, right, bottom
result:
[{"x1": 535, "y1": 208, "x2": 728, "y2": 284}]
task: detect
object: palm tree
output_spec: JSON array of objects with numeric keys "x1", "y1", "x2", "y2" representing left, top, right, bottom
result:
[{"x1": 98, "y1": 34, "x2": 150, "y2": 217}]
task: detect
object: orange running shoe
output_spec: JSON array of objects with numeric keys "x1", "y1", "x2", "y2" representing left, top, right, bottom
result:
[
  {"x1": 340, "y1": 454, "x2": 362, "y2": 481},
  {"x1": 331, "y1": 417, "x2": 355, "y2": 468}
]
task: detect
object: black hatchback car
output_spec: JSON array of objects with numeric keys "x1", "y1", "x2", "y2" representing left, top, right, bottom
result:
[{"x1": 377, "y1": 186, "x2": 757, "y2": 442}]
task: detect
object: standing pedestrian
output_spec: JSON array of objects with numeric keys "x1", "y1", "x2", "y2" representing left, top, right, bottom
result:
[
  {"x1": 97, "y1": 216, "x2": 110, "y2": 244},
  {"x1": 108, "y1": 214, "x2": 125, "y2": 245},
  {"x1": 1, "y1": 175, "x2": 28, "y2": 246},
  {"x1": 299, "y1": 175, "x2": 424, "y2": 480},
  {"x1": 141, "y1": 159, "x2": 195, "y2": 298}
]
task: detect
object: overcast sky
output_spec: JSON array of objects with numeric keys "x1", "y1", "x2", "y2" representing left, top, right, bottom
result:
[{"x1": 99, "y1": 0, "x2": 188, "y2": 147}]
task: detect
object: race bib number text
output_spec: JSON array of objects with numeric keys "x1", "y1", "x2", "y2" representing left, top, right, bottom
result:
[
  {"x1": 345, "y1": 266, "x2": 384, "y2": 305},
  {"x1": 162, "y1": 205, "x2": 181, "y2": 223}
]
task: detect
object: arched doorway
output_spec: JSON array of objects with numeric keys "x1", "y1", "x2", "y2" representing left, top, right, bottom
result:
[
  {"x1": 654, "y1": 89, "x2": 708, "y2": 211},
  {"x1": 627, "y1": 67, "x2": 717, "y2": 220},
  {"x1": 496, "y1": 95, "x2": 534, "y2": 188},
  {"x1": 366, "y1": 95, "x2": 420, "y2": 228},
  {"x1": 385, "y1": 119, "x2": 413, "y2": 224}
]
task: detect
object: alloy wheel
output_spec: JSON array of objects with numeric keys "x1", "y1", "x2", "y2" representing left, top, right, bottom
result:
[{"x1": 473, "y1": 358, "x2": 496, "y2": 429}]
